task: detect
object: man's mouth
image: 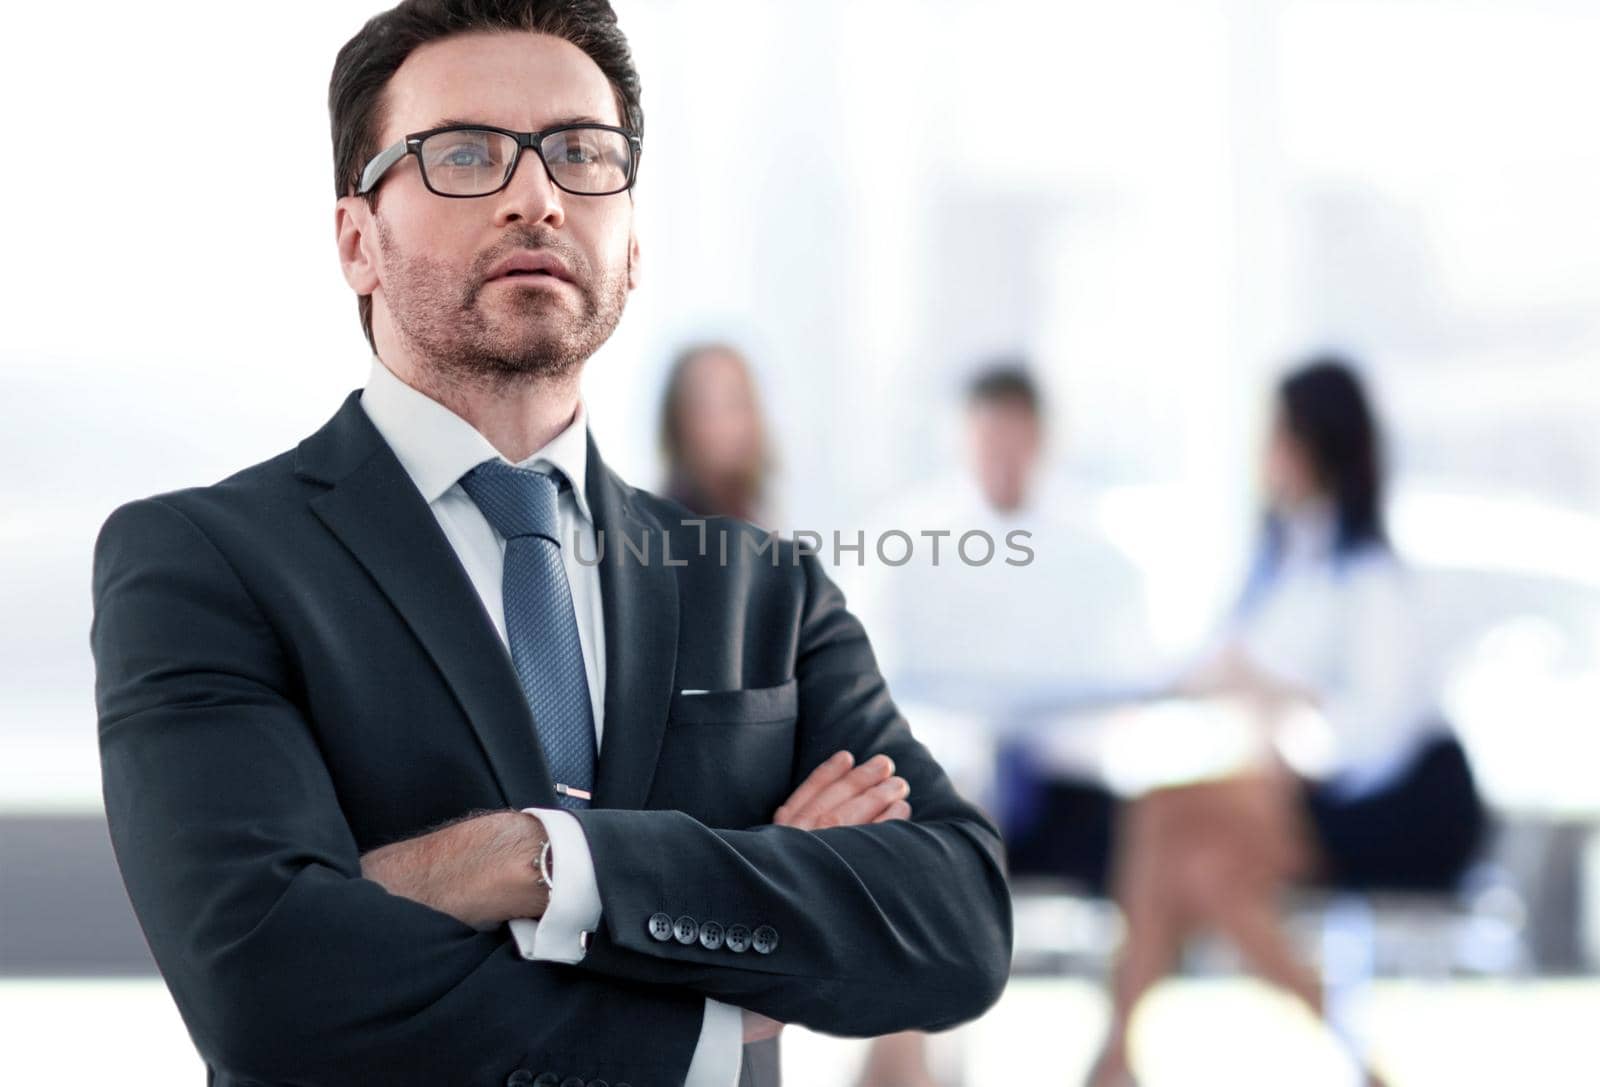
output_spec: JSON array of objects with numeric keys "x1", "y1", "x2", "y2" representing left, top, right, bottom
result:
[{"x1": 485, "y1": 250, "x2": 575, "y2": 284}]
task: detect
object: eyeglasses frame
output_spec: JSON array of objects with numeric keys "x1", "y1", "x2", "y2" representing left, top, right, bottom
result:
[{"x1": 356, "y1": 121, "x2": 643, "y2": 199}]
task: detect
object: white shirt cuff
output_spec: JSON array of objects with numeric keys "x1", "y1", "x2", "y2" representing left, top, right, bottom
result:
[
  {"x1": 508, "y1": 807, "x2": 600, "y2": 964},
  {"x1": 510, "y1": 812, "x2": 744, "y2": 1084},
  {"x1": 684, "y1": 998, "x2": 744, "y2": 1087}
]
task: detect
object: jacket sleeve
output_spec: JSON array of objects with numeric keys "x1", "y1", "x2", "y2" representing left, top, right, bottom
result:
[
  {"x1": 91, "y1": 497, "x2": 703, "y2": 1087},
  {"x1": 570, "y1": 549, "x2": 1014, "y2": 1037}
]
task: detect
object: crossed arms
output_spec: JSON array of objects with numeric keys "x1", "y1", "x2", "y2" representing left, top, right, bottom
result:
[
  {"x1": 358, "y1": 750, "x2": 916, "y2": 1043},
  {"x1": 91, "y1": 497, "x2": 1012, "y2": 1086}
]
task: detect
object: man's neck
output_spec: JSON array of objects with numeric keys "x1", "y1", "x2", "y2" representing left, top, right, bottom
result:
[{"x1": 380, "y1": 354, "x2": 582, "y2": 465}]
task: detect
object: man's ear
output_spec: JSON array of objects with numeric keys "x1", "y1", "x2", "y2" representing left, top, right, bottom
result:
[
  {"x1": 626, "y1": 226, "x2": 642, "y2": 291},
  {"x1": 335, "y1": 196, "x2": 381, "y2": 295}
]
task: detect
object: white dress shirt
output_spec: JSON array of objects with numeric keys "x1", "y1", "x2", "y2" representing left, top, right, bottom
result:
[
  {"x1": 359, "y1": 356, "x2": 742, "y2": 1086},
  {"x1": 847, "y1": 475, "x2": 1158, "y2": 779}
]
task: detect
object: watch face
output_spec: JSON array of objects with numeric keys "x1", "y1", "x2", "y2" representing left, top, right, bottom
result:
[{"x1": 539, "y1": 838, "x2": 555, "y2": 888}]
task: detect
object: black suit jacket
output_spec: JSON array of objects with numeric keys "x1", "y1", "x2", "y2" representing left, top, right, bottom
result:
[{"x1": 90, "y1": 389, "x2": 1012, "y2": 1087}]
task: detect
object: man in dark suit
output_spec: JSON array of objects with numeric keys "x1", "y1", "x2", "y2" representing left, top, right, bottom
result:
[{"x1": 88, "y1": 3, "x2": 1011, "y2": 1085}]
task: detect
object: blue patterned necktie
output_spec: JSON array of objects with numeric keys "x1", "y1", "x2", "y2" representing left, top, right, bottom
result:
[{"x1": 458, "y1": 458, "x2": 596, "y2": 810}]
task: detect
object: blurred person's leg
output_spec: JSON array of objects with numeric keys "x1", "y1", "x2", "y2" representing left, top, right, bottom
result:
[
  {"x1": 1109, "y1": 771, "x2": 1394, "y2": 1086},
  {"x1": 1088, "y1": 771, "x2": 1317, "y2": 1086},
  {"x1": 1087, "y1": 785, "x2": 1207, "y2": 1087},
  {"x1": 742, "y1": 1036, "x2": 781, "y2": 1086},
  {"x1": 854, "y1": 1029, "x2": 939, "y2": 1087},
  {"x1": 1168, "y1": 826, "x2": 1323, "y2": 1014},
  {"x1": 1162, "y1": 770, "x2": 1323, "y2": 1011}
]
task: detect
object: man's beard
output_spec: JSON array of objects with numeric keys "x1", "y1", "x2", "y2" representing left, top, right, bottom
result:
[{"x1": 375, "y1": 216, "x2": 628, "y2": 390}]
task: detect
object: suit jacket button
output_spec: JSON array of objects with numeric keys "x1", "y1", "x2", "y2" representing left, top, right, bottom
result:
[
  {"x1": 560, "y1": 1078, "x2": 586, "y2": 1087},
  {"x1": 648, "y1": 912, "x2": 674, "y2": 941},
  {"x1": 505, "y1": 1072, "x2": 534, "y2": 1087},
  {"x1": 586, "y1": 1081, "x2": 610, "y2": 1087},
  {"x1": 531, "y1": 1075, "x2": 560, "y2": 1087},
  {"x1": 752, "y1": 925, "x2": 780, "y2": 954},
  {"x1": 698, "y1": 920, "x2": 725, "y2": 950},
  {"x1": 673, "y1": 915, "x2": 699, "y2": 944},
  {"x1": 724, "y1": 924, "x2": 752, "y2": 953}
]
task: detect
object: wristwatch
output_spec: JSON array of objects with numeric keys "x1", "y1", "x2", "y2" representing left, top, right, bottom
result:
[{"x1": 536, "y1": 836, "x2": 555, "y2": 891}]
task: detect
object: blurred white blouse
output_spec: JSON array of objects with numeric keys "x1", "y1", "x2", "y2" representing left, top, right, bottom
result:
[{"x1": 1227, "y1": 506, "x2": 1443, "y2": 800}]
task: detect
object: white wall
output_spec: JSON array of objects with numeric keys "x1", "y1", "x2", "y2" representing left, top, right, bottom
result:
[{"x1": 4, "y1": 0, "x2": 1599, "y2": 809}]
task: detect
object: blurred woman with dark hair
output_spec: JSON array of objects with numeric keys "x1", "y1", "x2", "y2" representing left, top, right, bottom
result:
[
  {"x1": 1086, "y1": 357, "x2": 1487, "y2": 1087},
  {"x1": 658, "y1": 341, "x2": 776, "y2": 525}
]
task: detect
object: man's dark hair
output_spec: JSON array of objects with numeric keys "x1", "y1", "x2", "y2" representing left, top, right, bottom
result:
[
  {"x1": 965, "y1": 359, "x2": 1043, "y2": 417},
  {"x1": 328, "y1": 0, "x2": 644, "y2": 352}
]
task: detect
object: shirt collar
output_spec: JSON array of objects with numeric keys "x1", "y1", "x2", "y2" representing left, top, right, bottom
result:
[
  {"x1": 1279, "y1": 499, "x2": 1337, "y2": 565},
  {"x1": 358, "y1": 354, "x2": 593, "y2": 525}
]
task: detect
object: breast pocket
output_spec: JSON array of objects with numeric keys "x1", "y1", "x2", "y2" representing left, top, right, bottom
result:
[
  {"x1": 650, "y1": 678, "x2": 799, "y2": 828},
  {"x1": 667, "y1": 678, "x2": 799, "y2": 726}
]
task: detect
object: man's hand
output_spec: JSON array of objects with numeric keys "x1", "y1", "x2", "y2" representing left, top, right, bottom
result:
[
  {"x1": 743, "y1": 752, "x2": 912, "y2": 1042},
  {"x1": 772, "y1": 750, "x2": 911, "y2": 829},
  {"x1": 359, "y1": 810, "x2": 549, "y2": 931}
]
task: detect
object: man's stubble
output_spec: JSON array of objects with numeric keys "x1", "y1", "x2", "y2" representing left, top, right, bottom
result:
[{"x1": 374, "y1": 214, "x2": 629, "y2": 395}]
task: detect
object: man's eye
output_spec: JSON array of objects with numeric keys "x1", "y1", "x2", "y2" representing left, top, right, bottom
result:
[{"x1": 442, "y1": 147, "x2": 492, "y2": 167}]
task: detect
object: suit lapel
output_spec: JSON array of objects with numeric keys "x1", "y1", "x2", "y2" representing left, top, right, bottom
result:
[
  {"x1": 585, "y1": 431, "x2": 680, "y2": 811},
  {"x1": 296, "y1": 391, "x2": 558, "y2": 810}
]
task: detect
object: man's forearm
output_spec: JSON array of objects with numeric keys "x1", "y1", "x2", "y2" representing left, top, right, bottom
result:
[
  {"x1": 570, "y1": 807, "x2": 1012, "y2": 1037},
  {"x1": 359, "y1": 809, "x2": 550, "y2": 929}
]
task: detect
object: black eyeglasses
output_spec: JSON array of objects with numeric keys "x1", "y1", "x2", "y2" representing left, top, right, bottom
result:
[{"x1": 357, "y1": 122, "x2": 642, "y2": 198}]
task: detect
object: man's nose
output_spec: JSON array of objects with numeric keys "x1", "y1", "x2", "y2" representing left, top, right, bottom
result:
[{"x1": 492, "y1": 150, "x2": 565, "y2": 229}]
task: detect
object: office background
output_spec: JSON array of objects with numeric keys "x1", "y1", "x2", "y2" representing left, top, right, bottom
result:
[{"x1": 4, "y1": 1, "x2": 1598, "y2": 1083}]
